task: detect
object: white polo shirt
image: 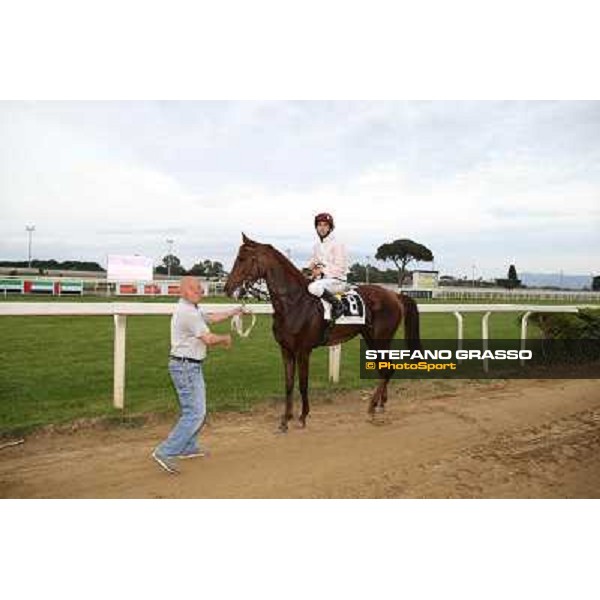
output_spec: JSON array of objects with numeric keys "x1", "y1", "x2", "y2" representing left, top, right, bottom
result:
[{"x1": 170, "y1": 298, "x2": 210, "y2": 361}]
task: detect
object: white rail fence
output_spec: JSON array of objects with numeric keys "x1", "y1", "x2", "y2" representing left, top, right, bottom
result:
[{"x1": 0, "y1": 302, "x2": 595, "y2": 408}]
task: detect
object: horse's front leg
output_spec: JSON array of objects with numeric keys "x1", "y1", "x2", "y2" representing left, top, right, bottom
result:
[
  {"x1": 297, "y1": 351, "x2": 311, "y2": 428},
  {"x1": 279, "y1": 347, "x2": 296, "y2": 432}
]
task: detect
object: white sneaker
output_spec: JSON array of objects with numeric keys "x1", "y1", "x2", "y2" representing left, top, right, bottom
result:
[{"x1": 152, "y1": 450, "x2": 179, "y2": 474}]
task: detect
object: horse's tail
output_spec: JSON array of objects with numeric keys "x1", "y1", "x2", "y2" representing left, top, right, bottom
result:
[{"x1": 398, "y1": 293, "x2": 422, "y2": 352}]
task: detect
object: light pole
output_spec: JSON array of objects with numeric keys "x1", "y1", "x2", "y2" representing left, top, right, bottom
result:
[
  {"x1": 472, "y1": 264, "x2": 476, "y2": 288},
  {"x1": 365, "y1": 256, "x2": 371, "y2": 284},
  {"x1": 26, "y1": 225, "x2": 35, "y2": 268},
  {"x1": 166, "y1": 239, "x2": 174, "y2": 277}
]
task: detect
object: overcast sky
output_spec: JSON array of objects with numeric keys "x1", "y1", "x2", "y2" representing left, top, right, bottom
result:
[{"x1": 1, "y1": 101, "x2": 598, "y2": 278}]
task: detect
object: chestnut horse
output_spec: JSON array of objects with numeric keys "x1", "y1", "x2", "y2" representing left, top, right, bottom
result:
[{"x1": 224, "y1": 234, "x2": 421, "y2": 432}]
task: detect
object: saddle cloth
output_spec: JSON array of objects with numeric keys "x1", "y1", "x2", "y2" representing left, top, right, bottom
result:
[{"x1": 321, "y1": 289, "x2": 366, "y2": 324}]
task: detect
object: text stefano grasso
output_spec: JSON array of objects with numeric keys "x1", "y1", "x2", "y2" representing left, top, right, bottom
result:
[{"x1": 364, "y1": 349, "x2": 533, "y2": 361}]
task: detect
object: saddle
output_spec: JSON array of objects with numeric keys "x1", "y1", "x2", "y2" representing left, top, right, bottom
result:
[{"x1": 321, "y1": 288, "x2": 366, "y2": 325}]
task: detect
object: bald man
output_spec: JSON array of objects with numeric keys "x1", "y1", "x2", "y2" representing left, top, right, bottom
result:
[{"x1": 152, "y1": 276, "x2": 243, "y2": 474}]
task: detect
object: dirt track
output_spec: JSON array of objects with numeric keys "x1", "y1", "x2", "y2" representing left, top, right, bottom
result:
[{"x1": 1, "y1": 378, "x2": 599, "y2": 498}]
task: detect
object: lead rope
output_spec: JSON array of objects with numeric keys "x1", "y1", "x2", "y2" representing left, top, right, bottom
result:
[{"x1": 231, "y1": 304, "x2": 257, "y2": 338}]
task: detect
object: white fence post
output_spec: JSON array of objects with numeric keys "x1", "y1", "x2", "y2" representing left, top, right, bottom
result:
[
  {"x1": 113, "y1": 314, "x2": 127, "y2": 409},
  {"x1": 520, "y1": 310, "x2": 532, "y2": 366},
  {"x1": 453, "y1": 311, "x2": 463, "y2": 362},
  {"x1": 482, "y1": 311, "x2": 491, "y2": 373},
  {"x1": 329, "y1": 344, "x2": 341, "y2": 383}
]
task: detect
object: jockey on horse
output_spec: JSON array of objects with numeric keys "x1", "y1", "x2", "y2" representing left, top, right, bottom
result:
[
  {"x1": 224, "y1": 230, "x2": 422, "y2": 429},
  {"x1": 307, "y1": 212, "x2": 347, "y2": 322}
]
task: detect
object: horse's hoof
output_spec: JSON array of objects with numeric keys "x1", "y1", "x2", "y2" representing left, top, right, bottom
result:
[{"x1": 368, "y1": 412, "x2": 389, "y2": 426}]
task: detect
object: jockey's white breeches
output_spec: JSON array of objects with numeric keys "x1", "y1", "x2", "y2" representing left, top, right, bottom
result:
[{"x1": 307, "y1": 278, "x2": 347, "y2": 297}]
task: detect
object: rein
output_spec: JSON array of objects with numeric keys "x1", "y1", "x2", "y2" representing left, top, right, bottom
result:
[
  {"x1": 231, "y1": 308, "x2": 257, "y2": 338},
  {"x1": 230, "y1": 280, "x2": 267, "y2": 338}
]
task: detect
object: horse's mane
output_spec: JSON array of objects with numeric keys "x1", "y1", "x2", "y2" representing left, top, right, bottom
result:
[{"x1": 260, "y1": 243, "x2": 307, "y2": 286}]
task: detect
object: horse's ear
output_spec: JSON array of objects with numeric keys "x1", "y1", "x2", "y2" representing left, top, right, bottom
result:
[{"x1": 242, "y1": 232, "x2": 257, "y2": 246}]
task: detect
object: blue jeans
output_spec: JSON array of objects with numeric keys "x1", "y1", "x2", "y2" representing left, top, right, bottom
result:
[{"x1": 158, "y1": 359, "x2": 206, "y2": 457}]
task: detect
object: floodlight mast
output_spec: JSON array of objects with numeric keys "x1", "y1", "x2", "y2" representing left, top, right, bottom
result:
[{"x1": 26, "y1": 225, "x2": 36, "y2": 268}]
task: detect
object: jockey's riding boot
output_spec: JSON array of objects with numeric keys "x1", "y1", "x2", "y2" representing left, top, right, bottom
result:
[{"x1": 322, "y1": 289, "x2": 344, "y2": 321}]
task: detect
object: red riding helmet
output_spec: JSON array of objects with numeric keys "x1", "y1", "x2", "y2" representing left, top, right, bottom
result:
[{"x1": 314, "y1": 212, "x2": 335, "y2": 231}]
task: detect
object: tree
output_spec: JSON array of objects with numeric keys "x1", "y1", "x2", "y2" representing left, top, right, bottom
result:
[
  {"x1": 188, "y1": 259, "x2": 225, "y2": 278},
  {"x1": 507, "y1": 264, "x2": 520, "y2": 288},
  {"x1": 156, "y1": 254, "x2": 186, "y2": 276},
  {"x1": 187, "y1": 262, "x2": 205, "y2": 276},
  {"x1": 0, "y1": 259, "x2": 104, "y2": 272},
  {"x1": 347, "y1": 262, "x2": 401, "y2": 284},
  {"x1": 496, "y1": 264, "x2": 522, "y2": 290},
  {"x1": 207, "y1": 260, "x2": 225, "y2": 278},
  {"x1": 375, "y1": 239, "x2": 434, "y2": 288},
  {"x1": 592, "y1": 276, "x2": 600, "y2": 292},
  {"x1": 347, "y1": 262, "x2": 367, "y2": 283}
]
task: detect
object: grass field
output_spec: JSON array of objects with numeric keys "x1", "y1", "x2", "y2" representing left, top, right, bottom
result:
[{"x1": 0, "y1": 297, "x2": 547, "y2": 434}]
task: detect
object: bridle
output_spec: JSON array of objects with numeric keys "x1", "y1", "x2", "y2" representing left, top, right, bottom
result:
[{"x1": 238, "y1": 279, "x2": 270, "y2": 302}]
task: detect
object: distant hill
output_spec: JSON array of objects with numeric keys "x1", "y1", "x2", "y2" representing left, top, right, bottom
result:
[{"x1": 520, "y1": 272, "x2": 594, "y2": 290}]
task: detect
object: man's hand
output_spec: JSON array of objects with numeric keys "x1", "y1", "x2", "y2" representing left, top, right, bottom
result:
[
  {"x1": 205, "y1": 306, "x2": 245, "y2": 324},
  {"x1": 200, "y1": 332, "x2": 233, "y2": 348}
]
